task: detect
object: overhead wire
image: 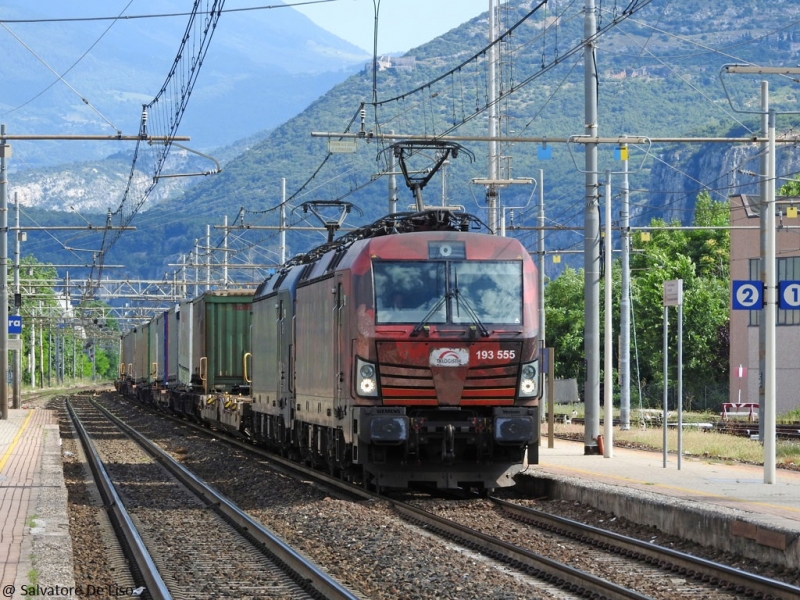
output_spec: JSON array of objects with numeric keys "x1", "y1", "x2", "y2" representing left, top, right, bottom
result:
[
  {"x1": 93, "y1": 0, "x2": 227, "y2": 283},
  {"x1": 0, "y1": 22, "x2": 121, "y2": 131},
  {"x1": 0, "y1": 1, "x2": 338, "y2": 24},
  {"x1": 510, "y1": 0, "x2": 800, "y2": 251},
  {"x1": 2, "y1": 0, "x2": 231, "y2": 299},
  {"x1": 14, "y1": 0, "x2": 800, "y2": 296},
  {"x1": 373, "y1": 0, "x2": 654, "y2": 143},
  {"x1": 599, "y1": 9, "x2": 752, "y2": 133},
  {"x1": 17, "y1": 0, "x2": 636, "y2": 282}
]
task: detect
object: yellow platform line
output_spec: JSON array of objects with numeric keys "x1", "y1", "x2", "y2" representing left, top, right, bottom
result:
[{"x1": 0, "y1": 411, "x2": 35, "y2": 474}]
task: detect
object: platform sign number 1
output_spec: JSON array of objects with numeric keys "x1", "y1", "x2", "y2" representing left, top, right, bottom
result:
[{"x1": 778, "y1": 281, "x2": 800, "y2": 310}]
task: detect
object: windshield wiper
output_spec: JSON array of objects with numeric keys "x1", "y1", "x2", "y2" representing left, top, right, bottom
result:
[
  {"x1": 410, "y1": 293, "x2": 449, "y2": 337},
  {"x1": 453, "y1": 286, "x2": 490, "y2": 337}
]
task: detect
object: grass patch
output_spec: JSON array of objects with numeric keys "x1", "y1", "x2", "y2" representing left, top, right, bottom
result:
[
  {"x1": 27, "y1": 566, "x2": 39, "y2": 586},
  {"x1": 24, "y1": 514, "x2": 38, "y2": 528},
  {"x1": 551, "y1": 423, "x2": 800, "y2": 467},
  {"x1": 779, "y1": 408, "x2": 800, "y2": 424}
]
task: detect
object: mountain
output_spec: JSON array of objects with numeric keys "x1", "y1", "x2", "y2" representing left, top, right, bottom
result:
[
  {"x1": 648, "y1": 124, "x2": 800, "y2": 224},
  {"x1": 9, "y1": 131, "x2": 273, "y2": 213},
  {"x1": 13, "y1": 0, "x2": 800, "y2": 282},
  {"x1": 0, "y1": 0, "x2": 369, "y2": 169}
]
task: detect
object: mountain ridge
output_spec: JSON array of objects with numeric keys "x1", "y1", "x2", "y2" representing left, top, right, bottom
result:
[
  {"x1": 0, "y1": 0, "x2": 369, "y2": 169},
  {"x1": 11, "y1": 0, "x2": 800, "y2": 280}
]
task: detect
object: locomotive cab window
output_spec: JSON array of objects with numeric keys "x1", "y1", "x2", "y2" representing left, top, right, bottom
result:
[
  {"x1": 373, "y1": 260, "x2": 522, "y2": 325},
  {"x1": 452, "y1": 261, "x2": 522, "y2": 324},
  {"x1": 374, "y1": 262, "x2": 447, "y2": 324}
]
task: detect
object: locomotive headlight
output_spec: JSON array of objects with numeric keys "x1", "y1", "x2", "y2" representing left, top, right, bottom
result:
[
  {"x1": 518, "y1": 360, "x2": 539, "y2": 397},
  {"x1": 356, "y1": 357, "x2": 378, "y2": 397}
]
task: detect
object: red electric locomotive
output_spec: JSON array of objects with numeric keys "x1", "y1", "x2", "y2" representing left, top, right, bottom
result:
[{"x1": 250, "y1": 210, "x2": 541, "y2": 491}]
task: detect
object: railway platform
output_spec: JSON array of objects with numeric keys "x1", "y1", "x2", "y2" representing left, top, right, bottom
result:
[
  {"x1": 522, "y1": 437, "x2": 800, "y2": 570},
  {"x1": 0, "y1": 408, "x2": 74, "y2": 599}
]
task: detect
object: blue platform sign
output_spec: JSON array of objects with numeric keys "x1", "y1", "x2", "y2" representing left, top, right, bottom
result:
[
  {"x1": 779, "y1": 281, "x2": 800, "y2": 309},
  {"x1": 7, "y1": 316, "x2": 22, "y2": 335},
  {"x1": 732, "y1": 280, "x2": 763, "y2": 310}
]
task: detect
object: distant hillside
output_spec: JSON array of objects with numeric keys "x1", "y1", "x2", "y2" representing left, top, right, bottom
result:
[
  {"x1": 0, "y1": 0, "x2": 369, "y2": 169},
  {"x1": 16, "y1": 0, "x2": 800, "y2": 280},
  {"x1": 10, "y1": 129, "x2": 274, "y2": 213}
]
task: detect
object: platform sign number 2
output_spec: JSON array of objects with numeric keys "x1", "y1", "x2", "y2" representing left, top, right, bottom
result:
[{"x1": 731, "y1": 281, "x2": 763, "y2": 310}]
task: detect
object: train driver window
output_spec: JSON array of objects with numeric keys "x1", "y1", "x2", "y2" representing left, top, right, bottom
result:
[
  {"x1": 374, "y1": 262, "x2": 446, "y2": 324},
  {"x1": 453, "y1": 261, "x2": 522, "y2": 324}
]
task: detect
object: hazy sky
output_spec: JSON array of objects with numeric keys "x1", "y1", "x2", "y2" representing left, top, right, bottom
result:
[{"x1": 291, "y1": 0, "x2": 490, "y2": 55}]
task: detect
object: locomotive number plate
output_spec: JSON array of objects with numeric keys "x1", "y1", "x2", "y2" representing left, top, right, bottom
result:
[{"x1": 429, "y1": 347, "x2": 470, "y2": 367}]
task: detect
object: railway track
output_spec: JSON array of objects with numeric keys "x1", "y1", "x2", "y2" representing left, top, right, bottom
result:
[
  {"x1": 66, "y1": 394, "x2": 360, "y2": 600},
  {"x1": 97, "y1": 391, "x2": 798, "y2": 599},
  {"x1": 715, "y1": 422, "x2": 800, "y2": 440},
  {"x1": 108, "y1": 399, "x2": 698, "y2": 597},
  {"x1": 491, "y1": 497, "x2": 800, "y2": 599},
  {"x1": 84, "y1": 392, "x2": 561, "y2": 598},
  {"x1": 391, "y1": 491, "x2": 800, "y2": 599},
  {"x1": 21, "y1": 385, "x2": 103, "y2": 408},
  {"x1": 391, "y1": 497, "x2": 652, "y2": 599},
  {"x1": 90, "y1": 393, "x2": 635, "y2": 598},
  {"x1": 66, "y1": 399, "x2": 169, "y2": 600}
]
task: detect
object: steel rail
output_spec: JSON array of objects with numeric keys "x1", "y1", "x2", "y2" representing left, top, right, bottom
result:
[
  {"x1": 88, "y1": 398, "x2": 362, "y2": 600},
  {"x1": 387, "y1": 498, "x2": 652, "y2": 600},
  {"x1": 108, "y1": 390, "x2": 647, "y2": 598},
  {"x1": 109, "y1": 390, "x2": 800, "y2": 598},
  {"x1": 493, "y1": 497, "x2": 800, "y2": 600},
  {"x1": 66, "y1": 399, "x2": 171, "y2": 600}
]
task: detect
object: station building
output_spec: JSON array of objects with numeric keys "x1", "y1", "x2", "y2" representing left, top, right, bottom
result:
[{"x1": 729, "y1": 194, "x2": 800, "y2": 416}]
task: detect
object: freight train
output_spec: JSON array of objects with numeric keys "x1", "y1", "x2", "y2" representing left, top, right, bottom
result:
[{"x1": 117, "y1": 210, "x2": 542, "y2": 492}]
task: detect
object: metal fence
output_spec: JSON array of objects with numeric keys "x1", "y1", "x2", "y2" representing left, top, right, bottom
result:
[{"x1": 633, "y1": 381, "x2": 729, "y2": 415}]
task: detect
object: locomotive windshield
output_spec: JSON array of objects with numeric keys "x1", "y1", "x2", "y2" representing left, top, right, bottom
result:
[{"x1": 374, "y1": 261, "x2": 522, "y2": 325}]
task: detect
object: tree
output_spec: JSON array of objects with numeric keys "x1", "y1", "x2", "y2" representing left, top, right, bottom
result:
[
  {"x1": 15, "y1": 257, "x2": 119, "y2": 385},
  {"x1": 629, "y1": 192, "x2": 730, "y2": 393},
  {"x1": 543, "y1": 266, "x2": 586, "y2": 381},
  {"x1": 778, "y1": 176, "x2": 800, "y2": 197},
  {"x1": 543, "y1": 192, "x2": 731, "y2": 404},
  {"x1": 17, "y1": 257, "x2": 59, "y2": 386}
]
